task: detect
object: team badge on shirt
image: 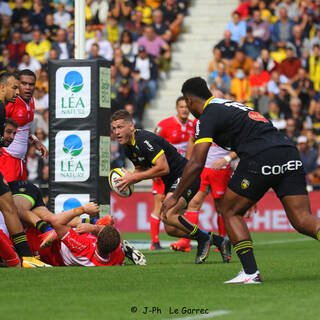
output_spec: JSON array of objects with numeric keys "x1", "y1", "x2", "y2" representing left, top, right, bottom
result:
[{"x1": 241, "y1": 179, "x2": 250, "y2": 189}]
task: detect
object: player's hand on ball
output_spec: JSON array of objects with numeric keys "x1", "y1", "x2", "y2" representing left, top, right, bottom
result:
[
  {"x1": 83, "y1": 202, "x2": 100, "y2": 215},
  {"x1": 114, "y1": 168, "x2": 137, "y2": 192}
]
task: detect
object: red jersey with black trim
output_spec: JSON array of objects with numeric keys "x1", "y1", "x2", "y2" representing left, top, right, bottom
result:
[
  {"x1": 155, "y1": 116, "x2": 193, "y2": 157},
  {"x1": 5, "y1": 96, "x2": 35, "y2": 159}
]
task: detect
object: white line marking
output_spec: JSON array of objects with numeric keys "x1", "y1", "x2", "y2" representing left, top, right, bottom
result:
[
  {"x1": 127, "y1": 238, "x2": 313, "y2": 251},
  {"x1": 162, "y1": 310, "x2": 231, "y2": 320}
]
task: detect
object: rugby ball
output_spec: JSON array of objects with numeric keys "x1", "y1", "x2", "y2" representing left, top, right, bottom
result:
[{"x1": 108, "y1": 168, "x2": 134, "y2": 198}]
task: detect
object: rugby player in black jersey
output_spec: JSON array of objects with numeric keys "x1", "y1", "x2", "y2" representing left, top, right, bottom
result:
[
  {"x1": 161, "y1": 77, "x2": 320, "y2": 284},
  {"x1": 111, "y1": 110, "x2": 229, "y2": 264}
]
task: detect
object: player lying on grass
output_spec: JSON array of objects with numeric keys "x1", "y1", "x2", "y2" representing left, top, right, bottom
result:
[
  {"x1": 0, "y1": 183, "x2": 146, "y2": 267},
  {"x1": 111, "y1": 110, "x2": 229, "y2": 264}
]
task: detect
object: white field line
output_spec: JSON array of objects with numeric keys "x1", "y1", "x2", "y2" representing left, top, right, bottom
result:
[
  {"x1": 162, "y1": 310, "x2": 231, "y2": 320},
  {"x1": 128, "y1": 237, "x2": 313, "y2": 251}
]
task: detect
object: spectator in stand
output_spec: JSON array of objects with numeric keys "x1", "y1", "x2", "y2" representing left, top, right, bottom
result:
[
  {"x1": 35, "y1": 68, "x2": 49, "y2": 93},
  {"x1": 53, "y1": 3, "x2": 71, "y2": 30},
  {"x1": 249, "y1": 60, "x2": 270, "y2": 94},
  {"x1": 137, "y1": 25, "x2": 171, "y2": 77},
  {"x1": 108, "y1": 0, "x2": 134, "y2": 25},
  {"x1": 229, "y1": 47, "x2": 253, "y2": 76},
  {"x1": 0, "y1": 14, "x2": 12, "y2": 44},
  {"x1": 271, "y1": 7, "x2": 294, "y2": 50},
  {"x1": 33, "y1": 87, "x2": 48, "y2": 112},
  {"x1": 90, "y1": 0, "x2": 109, "y2": 25},
  {"x1": 124, "y1": 102, "x2": 143, "y2": 129},
  {"x1": 264, "y1": 99, "x2": 287, "y2": 132},
  {"x1": 18, "y1": 52, "x2": 41, "y2": 76},
  {"x1": 276, "y1": 0, "x2": 301, "y2": 23},
  {"x1": 119, "y1": 29, "x2": 139, "y2": 62},
  {"x1": 26, "y1": 144, "x2": 42, "y2": 185},
  {"x1": 8, "y1": 30, "x2": 26, "y2": 65},
  {"x1": 113, "y1": 78, "x2": 136, "y2": 113},
  {"x1": 306, "y1": 129, "x2": 319, "y2": 151},
  {"x1": 300, "y1": 8, "x2": 316, "y2": 40},
  {"x1": 29, "y1": 0, "x2": 51, "y2": 30},
  {"x1": 306, "y1": 44, "x2": 320, "y2": 92},
  {"x1": 207, "y1": 46, "x2": 227, "y2": 75},
  {"x1": 292, "y1": 67, "x2": 314, "y2": 112},
  {"x1": 26, "y1": 29, "x2": 51, "y2": 65},
  {"x1": 257, "y1": 48, "x2": 277, "y2": 73},
  {"x1": 106, "y1": 16, "x2": 120, "y2": 46},
  {"x1": 297, "y1": 135, "x2": 319, "y2": 183},
  {"x1": 306, "y1": 101, "x2": 320, "y2": 142},
  {"x1": 133, "y1": 45, "x2": 158, "y2": 100},
  {"x1": 34, "y1": 109, "x2": 49, "y2": 136},
  {"x1": 110, "y1": 131, "x2": 125, "y2": 169},
  {"x1": 146, "y1": 0, "x2": 162, "y2": 10},
  {"x1": 226, "y1": 11, "x2": 246, "y2": 45},
  {"x1": 215, "y1": 30, "x2": 238, "y2": 60},
  {"x1": 19, "y1": 15, "x2": 33, "y2": 43},
  {"x1": 43, "y1": 13, "x2": 60, "y2": 42},
  {"x1": 12, "y1": 0, "x2": 28, "y2": 28},
  {"x1": 208, "y1": 62, "x2": 231, "y2": 94},
  {"x1": 136, "y1": 0, "x2": 153, "y2": 25},
  {"x1": 130, "y1": 69, "x2": 149, "y2": 120},
  {"x1": 230, "y1": 67, "x2": 251, "y2": 103},
  {"x1": 159, "y1": 0, "x2": 186, "y2": 42},
  {"x1": 267, "y1": 70, "x2": 289, "y2": 99},
  {"x1": 277, "y1": 43, "x2": 301, "y2": 82},
  {"x1": 242, "y1": 26, "x2": 263, "y2": 60},
  {"x1": 285, "y1": 118, "x2": 300, "y2": 144},
  {"x1": 88, "y1": 43, "x2": 105, "y2": 59},
  {"x1": 113, "y1": 47, "x2": 132, "y2": 78},
  {"x1": 304, "y1": 24, "x2": 320, "y2": 54},
  {"x1": 85, "y1": 29, "x2": 113, "y2": 61},
  {"x1": 151, "y1": 9, "x2": 172, "y2": 43},
  {"x1": 274, "y1": 82, "x2": 297, "y2": 116},
  {"x1": 51, "y1": 28, "x2": 73, "y2": 59},
  {"x1": 0, "y1": 48, "x2": 11, "y2": 71},
  {"x1": 287, "y1": 97, "x2": 306, "y2": 132},
  {"x1": 35, "y1": 127, "x2": 49, "y2": 153},
  {"x1": 247, "y1": 9, "x2": 270, "y2": 45},
  {"x1": 85, "y1": 20, "x2": 95, "y2": 40},
  {"x1": 52, "y1": 0, "x2": 74, "y2": 14},
  {"x1": 290, "y1": 24, "x2": 305, "y2": 58},
  {"x1": 124, "y1": 10, "x2": 145, "y2": 41}
]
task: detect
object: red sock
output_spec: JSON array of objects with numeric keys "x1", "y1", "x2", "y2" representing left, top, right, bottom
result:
[
  {"x1": 0, "y1": 230, "x2": 20, "y2": 266},
  {"x1": 217, "y1": 215, "x2": 226, "y2": 236},
  {"x1": 178, "y1": 211, "x2": 200, "y2": 246},
  {"x1": 150, "y1": 214, "x2": 160, "y2": 243}
]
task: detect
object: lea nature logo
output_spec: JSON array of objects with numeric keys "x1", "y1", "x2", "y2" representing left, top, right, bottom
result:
[{"x1": 63, "y1": 71, "x2": 84, "y2": 93}]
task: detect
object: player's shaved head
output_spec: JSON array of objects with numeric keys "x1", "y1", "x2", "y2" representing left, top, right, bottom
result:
[
  {"x1": 97, "y1": 225, "x2": 121, "y2": 257},
  {"x1": 0, "y1": 72, "x2": 19, "y2": 85},
  {"x1": 111, "y1": 110, "x2": 133, "y2": 123},
  {"x1": 181, "y1": 77, "x2": 212, "y2": 100}
]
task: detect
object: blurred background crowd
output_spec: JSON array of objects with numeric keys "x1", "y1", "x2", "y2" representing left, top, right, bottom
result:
[{"x1": 0, "y1": 0, "x2": 320, "y2": 190}]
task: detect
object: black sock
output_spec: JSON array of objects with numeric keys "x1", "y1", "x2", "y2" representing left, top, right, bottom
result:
[
  {"x1": 178, "y1": 215, "x2": 209, "y2": 241},
  {"x1": 35, "y1": 220, "x2": 53, "y2": 234},
  {"x1": 234, "y1": 240, "x2": 258, "y2": 274},
  {"x1": 210, "y1": 232, "x2": 223, "y2": 247},
  {"x1": 11, "y1": 232, "x2": 32, "y2": 257}
]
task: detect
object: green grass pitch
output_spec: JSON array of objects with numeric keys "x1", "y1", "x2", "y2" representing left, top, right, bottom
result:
[{"x1": 1, "y1": 232, "x2": 320, "y2": 320}]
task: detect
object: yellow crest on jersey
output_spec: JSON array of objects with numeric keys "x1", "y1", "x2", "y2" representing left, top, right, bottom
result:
[{"x1": 241, "y1": 179, "x2": 250, "y2": 189}]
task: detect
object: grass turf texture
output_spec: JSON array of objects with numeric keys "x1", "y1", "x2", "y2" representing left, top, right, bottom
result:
[{"x1": 1, "y1": 232, "x2": 319, "y2": 320}]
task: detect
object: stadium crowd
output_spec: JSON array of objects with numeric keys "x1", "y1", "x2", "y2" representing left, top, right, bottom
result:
[
  {"x1": 0, "y1": 0, "x2": 190, "y2": 195},
  {"x1": 207, "y1": 0, "x2": 320, "y2": 187}
]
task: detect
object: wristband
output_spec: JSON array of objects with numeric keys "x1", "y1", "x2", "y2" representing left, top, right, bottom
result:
[
  {"x1": 223, "y1": 155, "x2": 232, "y2": 164},
  {"x1": 73, "y1": 206, "x2": 84, "y2": 215},
  {"x1": 30, "y1": 134, "x2": 39, "y2": 144}
]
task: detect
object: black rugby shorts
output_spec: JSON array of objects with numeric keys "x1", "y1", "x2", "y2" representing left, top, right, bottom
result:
[
  {"x1": 228, "y1": 146, "x2": 307, "y2": 201},
  {"x1": 0, "y1": 171, "x2": 10, "y2": 196}
]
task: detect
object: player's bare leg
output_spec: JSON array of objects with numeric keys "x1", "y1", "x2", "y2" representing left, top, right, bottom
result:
[
  {"x1": 222, "y1": 188, "x2": 262, "y2": 283},
  {"x1": 161, "y1": 193, "x2": 212, "y2": 264},
  {"x1": 170, "y1": 190, "x2": 205, "y2": 252},
  {"x1": 281, "y1": 195, "x2": 320, "y2": 238}
]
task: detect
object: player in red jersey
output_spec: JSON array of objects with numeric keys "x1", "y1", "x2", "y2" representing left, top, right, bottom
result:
[
  {"x1": 150, "y1": 96, "x2": 193, "y2": 250},
  {"x1": 0, "y1": 69, "x2": 48, "y2": 182}
]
